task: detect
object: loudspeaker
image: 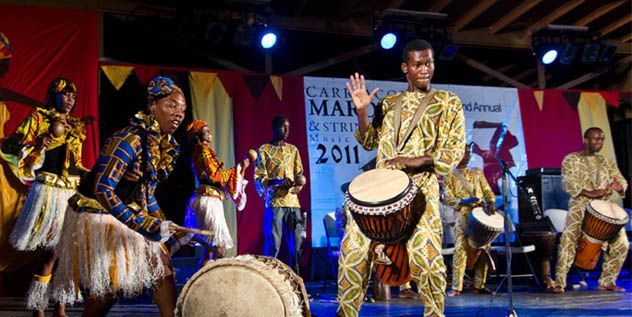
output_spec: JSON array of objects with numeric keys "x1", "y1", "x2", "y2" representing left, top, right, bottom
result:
[{"x1": 518, "y1": 168, "x2": 570, "y2": 224}]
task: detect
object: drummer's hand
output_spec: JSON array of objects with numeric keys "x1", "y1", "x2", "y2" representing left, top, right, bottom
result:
[
  {"x1": 240, "y1": 157, "x2": 250, "y2": 169},
  {"x1": 583, "y1": 189, "x2": 610, "y2": 198},
  {"x1": 282, "y1": 177, "x2": 294, "y2": 189},
  {"x1": 385, "y1": 155, "x2": 433, "y2": 171},
  {"x1": 346, "y1": 73, "x2": 379, "y2": 114},
  {"x1": 168, "y1": 225, "x2": 178, "y2": 234},
  {"x1": 610, "y1": 180, "x2": 623, "y2": 193}
]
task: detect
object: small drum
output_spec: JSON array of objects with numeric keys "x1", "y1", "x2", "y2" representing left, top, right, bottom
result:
[
  {"x1": 346, "y1": 168, "x2": 425, "y2": 285},
  {"x1": 465, "y1": 208, "x2": 504, "y2": 270},
  {"x1": 176, "y1": 255, "x2": 310, "y2": 317},
  {"x1": 575, "y1": 200, "x2": 629, "y2": 270},
  {"x1": 346, "y1": 169, "x2": 425, "y2": 244}
]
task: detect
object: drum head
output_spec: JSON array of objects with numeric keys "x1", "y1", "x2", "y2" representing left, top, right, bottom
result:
[
  {"x1": 588, "y1": 200, "x2": 629, "y2": 222},
  {"x1": 348, "y1": 169, "x2": 411, "y2": 206},
  {"x1": 471, "y1": 207, "x2": 504, "y2": 230},
  {"x1": 176, "y1": 255, "x2": 308, "y2": 317}
]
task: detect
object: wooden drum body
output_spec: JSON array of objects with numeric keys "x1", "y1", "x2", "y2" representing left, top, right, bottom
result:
[
  {"x1": 575, "y1": 200, "x2": 629, "y2": 270},
  {"x1": 346, "y1": 168, "x2": 425, "y2": 286},
  {"x1": 176, "y1": 255, "x2": 310, "y2": 317}
]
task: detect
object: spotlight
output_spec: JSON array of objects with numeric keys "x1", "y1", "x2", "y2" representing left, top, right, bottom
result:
[
  {"x1": 559, "y1": 44, "x2": 578, "y2": 65},
  {"x1": 438, "y1": 43, "x2": 460, "y2": 61},
  {"x1": 597, "y1": 44, "x2": 616, "y2": 63},
  {"x1": 541, "y1": 49, "x2": 558, "y2": 65},
  {"x1": 380, "y1": 32, "x2": 398, "y2": 50},
  {"x1": 260, "y1": 30, "x2": 277, "y2": 49},
  {"x1": 581, "y1": 43, "x2": 600, "y2": 63}
]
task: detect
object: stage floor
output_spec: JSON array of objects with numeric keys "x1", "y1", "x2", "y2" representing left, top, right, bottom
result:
[{"x1": 0, "y1": 279, "x2": 630, "y2": 317}]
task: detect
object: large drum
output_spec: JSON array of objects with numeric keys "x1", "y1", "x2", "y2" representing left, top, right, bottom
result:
[
  {"x1": 346, "y1": 168, "x2": 425, "y2": 285},
  {"x1": 176, "y1": 255, "x2": 310, "y2": 317},
  {"x1": 465, "y1": 207, "x2": 504, "y2": 270},
  {"x1": 575, "y1": 200, "x2": 629, "y2": 270},
  {"x1": 521, "y1": 230, "x2": 556, "y2": 287}
]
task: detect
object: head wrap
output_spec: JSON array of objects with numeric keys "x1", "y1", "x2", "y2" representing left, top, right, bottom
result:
[
  {"x1": 0, "y1": 32, "x2": 11, "y2": 60},
  {"x1": 46, "y1": 78, "x2": 77, "y2": 107},
  {"x1": 147, "y1": 76, "x2": 183, "y2": 103},
  {"x1": 186, "y1": 119, "x2": 207, "y2": 135}
]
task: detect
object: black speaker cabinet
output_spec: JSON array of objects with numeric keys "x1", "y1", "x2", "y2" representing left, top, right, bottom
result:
[{"x1": 518, "y1": 168, "x2": 570, "y2": 224}]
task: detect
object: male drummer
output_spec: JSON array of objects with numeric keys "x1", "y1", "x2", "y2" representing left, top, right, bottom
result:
[
  {"x1": 254, "y1": 115, "x2": 306, "y2": 273},
  {"x1": 444, "y1": 143, "x2": 497, "y2": 297},
  {"x1": 338, "y1": 39, "x2": 466, "y2": 317},
  {"x1": 551, "y1": 127, "x2": 628, "y2": 293}
]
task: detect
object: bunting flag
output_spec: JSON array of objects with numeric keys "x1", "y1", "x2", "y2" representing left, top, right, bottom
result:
[
  {"x1": 270, "y1": 76, "x2": 283, "y2": 101},
  {"x1": 134, "y1": 66, "x2": 162, "y2": 87},
  {"x1": 101, "y1": 65, "x2": 134, "y2": 90},
  {"x1": 243, "y1": 75, "x2": 270, "y2": 100},
  {"x1": 188, "y1": 71, "x2": 238, "y2": 256}
]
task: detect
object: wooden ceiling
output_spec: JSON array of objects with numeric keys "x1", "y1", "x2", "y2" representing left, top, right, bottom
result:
[{"x1": 3, "y1": 0, "x2": 631, "y2": 90}]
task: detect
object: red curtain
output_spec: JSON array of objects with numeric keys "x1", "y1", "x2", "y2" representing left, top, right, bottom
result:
[
  {"x1": 0, "y1": 5, "x2": 99, "y2": 167},
  {"x1": 518, "y1": 89, "x2": 583, "y2": 169}
]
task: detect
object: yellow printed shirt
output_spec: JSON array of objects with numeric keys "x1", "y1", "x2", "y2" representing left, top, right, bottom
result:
[
  {"x1": 0, "y1": 107, "x2": 87, "y2": 183},
  {"x1": 561, "y1": 152, "x2": 628, "y2": 202},
  {"x1": 444, "y1": 167, "x2": 496, "y2": 213},
  {"x1": 355, "y1": 90, "x2": 466, "y2": 198},
  {"x1": 254, "y1": 143, "x2": 303, "y2": 208}
]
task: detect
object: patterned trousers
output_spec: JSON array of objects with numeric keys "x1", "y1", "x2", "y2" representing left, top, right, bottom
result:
[
  {"x1": 337, "y1": 199, "x2": 446, "y2": 317},
  {"x1": 451, "y1": 211, "x2": 488, "y2": 291},
  {"x1": 554, "y1": 198, "x2": 629, "y2": 288}
]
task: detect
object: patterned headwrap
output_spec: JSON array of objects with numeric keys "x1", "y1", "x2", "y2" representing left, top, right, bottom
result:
[
  {"x1": 147, "y1": 76, "x2": 183, "y2": 104},
  {"x1": 186, "y1": 119, "x2": 207, "y2": 142},
  {"x1": 45, "y1": 77, "x2": 77, "y2": 107},
  {"x1": 0, "y1": 32, "x2": 11, "y2": 60}
]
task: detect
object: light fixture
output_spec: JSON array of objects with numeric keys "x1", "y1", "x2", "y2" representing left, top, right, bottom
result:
[
  {"x1": 380, "y1": 32, "x2": 398, "y2": 50},
  {"x1": 260, "y1": 30, "x2": 277, "y2": 49},
  {"x1": 541, "y1": 49, "x2": 558, "y2": 64}
]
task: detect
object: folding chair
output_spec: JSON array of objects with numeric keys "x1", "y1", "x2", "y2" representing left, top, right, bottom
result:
[{"x1": 323, "y1": 212, "x2": 340, "y2": 292}]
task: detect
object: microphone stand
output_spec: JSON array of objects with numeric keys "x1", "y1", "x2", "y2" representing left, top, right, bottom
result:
[{"x1": 499, "y1": 159, "x2": 518, "y2": 317}]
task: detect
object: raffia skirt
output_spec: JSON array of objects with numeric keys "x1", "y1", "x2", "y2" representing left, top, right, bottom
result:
[
  {"x1": 188, "y1": 194, "x2": 235, "y2": 249},
  {"x1": 9, "y1": 180, "x2": 76, "y2": 251},
  {"x1": 50, "y1": 207, "x2": 166, "y2": 305}
]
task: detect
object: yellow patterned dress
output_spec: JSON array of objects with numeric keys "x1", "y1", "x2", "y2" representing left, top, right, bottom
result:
[
  {"x1": 554, "y1": 152, "x2": 628, "y2": 288},
  {"x1": 254, "y1": 142, "x2": 304, "y2": 266},
  {"x1": 338, "y1": 90, "x2": 465, "y2": 317},
  {"x1": 444, "y1": 167, "x2": 496, "y2": 292}
]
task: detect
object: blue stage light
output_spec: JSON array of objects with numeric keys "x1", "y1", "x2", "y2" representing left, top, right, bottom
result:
[
  {"x1": 541, "y1": 49, "x2": 558, "y2": 64},
  {"x1": 380, "y1": 33, "x2": 397, "y2": 50},
  {"x1": 260, "y1": 31, "x2": 277, "y2": 49}
]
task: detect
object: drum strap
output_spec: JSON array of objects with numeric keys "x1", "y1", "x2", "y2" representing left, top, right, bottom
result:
[
  {"x1": 453, "y1": 168, "x2": 477, "y2": 198},
  {"x1": 393, "y1": 89, "x2": 437, "y2": 153}
]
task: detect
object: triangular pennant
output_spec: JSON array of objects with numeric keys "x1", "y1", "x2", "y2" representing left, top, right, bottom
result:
[
  {"x1": 243, "y1": 75, "x2": 270, "y2": 100},
  {"x1": 100, "y1": 65, "x2": 134, "y2": 90},
  {"x1": 581, "y1": 92, "x2": 603, "y2": 112},
  {"x1": 533, "y1": 90, "x2": 544, "y2": 111},
  {"x1": 599, "y1": 91, "x2": 619, "y2": 108},
  {"x1": 270, "y1": 76, "x2": 283, "y2": 101},
  {"x1": 134, "y1": 66, "x2": 162, "y2": 87},
  {"x1": 562, "y1": 91, "x2": 581, "y2": 111},
  {"x1": 189, "y1": 72, "x2": 218, "y2": 96}
]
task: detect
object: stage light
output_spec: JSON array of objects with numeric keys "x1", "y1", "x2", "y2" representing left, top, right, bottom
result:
[
  {"x1": 559, "y1": 44, "x2": 578, "y2": 65},
  {"x1": 541, "y1": 49, "x2": 558, "y2": 64},
  {"x1": 581, "y1": 43, "x2": 600, "y2": 63},
  {"x1": 260, "y1": 31, "x2": 277, "y2": 49},
  {"x1": 380, "y1": 32, "x2": 398, "y2": 50},
  {"x1": 438, "y1": 43, "x2": 460, "y2": 61},
  {"x1": 597, "y1": 44, "x2": 616, "y2": 63}
]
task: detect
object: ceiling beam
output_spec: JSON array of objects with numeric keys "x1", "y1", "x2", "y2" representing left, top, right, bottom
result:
[
  {"x1": 456, "y1": 54, "x2": 528, "y2": 88},
  {"x1": 599, "y1": 15, "x2": 632, "y2": 38},
  {"x1": 285, "y1": 44, "x2": 375, "y2": 76},
  {"x1": 512, "y1": 68, "x2": 536, "y2": 82},
  {"x1": 482, "y1": 64, "x2": 517, "y2": 82},
  {"x1": 427, "y1": 0, "x2": 452, "y2": 12},
  {"x1": 556, "y1": 55, "x2": 632, "y2": 89},
  {"x1": 537, "y1": 62, "x2": 546, "y2": 89},
  {"x1": 526, "y1": 0, "x2": 584, "y2": 35},
  {"x1": 621, "y1": 34, "x2": 632, "y2": 43},
  {"x1": 489, "y1": 0, "x2": 543, "y2": 34},
  {"x1": 386, "y1": 0, "x2": 407, "y2": 9},
  {"x1": 574, "y1": 1, "x2": 625, "y2": 26},
  {"x1": 454, "y1": 0, "x2": 498, "y2": 32}
]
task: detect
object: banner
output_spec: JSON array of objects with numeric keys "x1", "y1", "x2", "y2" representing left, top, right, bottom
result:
[{"x1": 304, "y1": 77, "x2": 527, "y2": 247}]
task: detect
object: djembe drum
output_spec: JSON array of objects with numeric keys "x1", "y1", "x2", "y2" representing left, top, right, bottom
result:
[
  {"x1": 521, "y1": 231, "x2": 556, "y2": 287},
  {"x1": 346, "y1": 168, "x2": 425, "y2": 285},
  {"x1": 175, "y1": 255, "x2": 310, "y2": 317},
  {"x1": 465, "y1": 207, "x2": 504, "y2": 270},
  {"x1": 575, "y1": 200, "x2": 629, "y2": 270}
]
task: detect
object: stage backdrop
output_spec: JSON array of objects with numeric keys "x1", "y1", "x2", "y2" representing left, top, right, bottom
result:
[
  {"x1": 0, "y1": 5, "x2": 98, "y2": 273},
  {"x1": 304, "y1": 77, "x2": 528, "y2": 247}
]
